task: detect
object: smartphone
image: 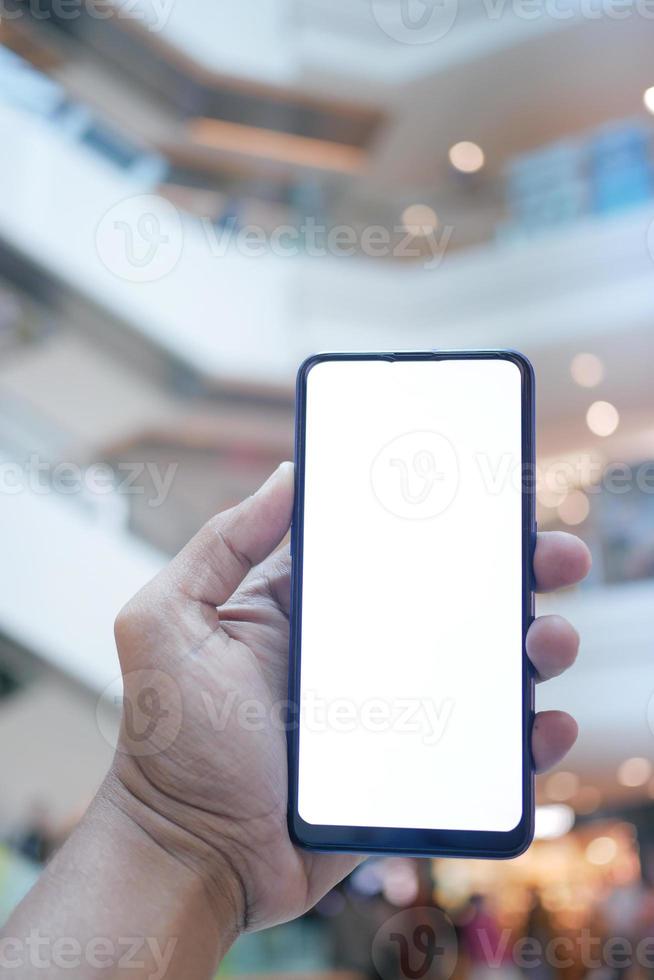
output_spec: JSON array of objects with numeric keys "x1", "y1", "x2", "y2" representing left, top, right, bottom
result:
[{"x1": 287, "y1": 350, "x2": 535, "y2": 859}]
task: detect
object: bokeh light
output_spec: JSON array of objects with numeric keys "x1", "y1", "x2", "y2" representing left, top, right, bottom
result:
[
  {"x1": 557, "y1": 489, "x2": 590, "y2": 525},
  {"x1": 586, "y1": 400, "x2": 619, "y2": 437},
  {"x1": 448, "y1": 141, "x2": 485, "y2": 173},
  {"x1": 618, "y1": 757, "x2": 652, "y2": 787},
  {"x1": 570, "y1": 352, "x2": 604, "y2": 387},
  {"x1": 586, "y1": 836, "x2": 617, "y2": 865},
  {"x1": 401, "y1": 203, "x2": 438, "y2": 235},
  {"x1": 546, "y1": 770, "x2": 580, "y2": 801}
]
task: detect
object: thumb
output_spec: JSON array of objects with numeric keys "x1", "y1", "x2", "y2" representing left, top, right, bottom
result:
[{"x1": 167, "y1": 461, "x2": 294, "y2": 606}]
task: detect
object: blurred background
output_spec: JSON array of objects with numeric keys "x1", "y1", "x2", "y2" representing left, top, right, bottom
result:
[{"x1": 1, "y1": 0, "x2": 654, "y2": 977}]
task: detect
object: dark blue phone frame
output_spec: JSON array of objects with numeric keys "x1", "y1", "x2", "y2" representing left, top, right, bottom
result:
[{"x1": 287, "y1": 349, "x2": 536, "y2": 859}]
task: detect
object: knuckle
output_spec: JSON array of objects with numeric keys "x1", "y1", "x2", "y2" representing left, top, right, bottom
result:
[
  {"x1": 114, "y1": 595, "x2": 150, "y2": 648},
  {"x1": 204, "y1": 513, "x2": 251, "y2": 573}
]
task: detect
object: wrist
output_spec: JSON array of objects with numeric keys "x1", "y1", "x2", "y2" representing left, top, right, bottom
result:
[
  {"x1": 4, "y1": 770, "x2": 242, "y2": 980},
  {"x1": 101, "y1": 765, "x2": 246, "y2": 945}
]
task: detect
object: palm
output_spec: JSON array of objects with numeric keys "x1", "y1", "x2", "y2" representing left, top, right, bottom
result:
[
  {"x1": 212, "y1": 547, "x2": 360, "y2": 929},
  {"x1": 117, "y1": 544, "x2": 358, "y2": 932},
  {"x1": 114, "y1": 462, "x2": 588, "y2": 935}
]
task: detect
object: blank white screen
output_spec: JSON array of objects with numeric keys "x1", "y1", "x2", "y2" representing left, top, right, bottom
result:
[{"x1": 298, "y1": 358, "x2": 524, "y2": 832}]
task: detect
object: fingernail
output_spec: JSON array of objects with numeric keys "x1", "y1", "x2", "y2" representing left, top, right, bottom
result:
[{"x1": 255, "y1": 461, "x2": 293, "y2": 494}]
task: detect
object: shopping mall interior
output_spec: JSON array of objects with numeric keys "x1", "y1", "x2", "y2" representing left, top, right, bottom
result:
[{"x1": 1, "y1": 1, "x2": 654, "y2": 977}]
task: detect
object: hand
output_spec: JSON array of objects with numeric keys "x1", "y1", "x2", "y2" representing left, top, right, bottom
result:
[{"x1": 108, "y1": 462, "x2": 590, "y2": 937}]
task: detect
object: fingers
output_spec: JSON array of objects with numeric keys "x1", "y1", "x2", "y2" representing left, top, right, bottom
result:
[
  {"x1": 534, "y1": 531, "x2": 591, "y2": 593},
  {"x1": 261, "y1": 546, "x2": 292, "y2": 616},
  {"x1": 226, "y1": 521, "x2": 590, "y2": 619},
  {"x1": 532, "y1": 710, "x2": 578, "y2": 772},
  {"x1": 302, "y1": 853, "x2": 363, "y2": 909},
  {"x1": 527, "y1": 614, "x2": 579, "y2": 682},
  {"x1": 168, "y1": 462, "x2": 294, "y2": 606},
  {"x1": 529, "y1": 536, "x2": 584, "y2": 768},
  {"x1": 221, "y1": 545, "x2": 291, "y2": 620}
]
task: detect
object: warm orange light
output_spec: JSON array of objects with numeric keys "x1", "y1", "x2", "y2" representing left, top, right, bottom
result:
[
  {"x1": 188, "y1": 118, "x2": 366, "y2": 175},
  {"x1": 574, "y1": 786, "x2": 601, "y2": 814},
  {"x1": 586, "y1": 836, "x2": 617, "y2": 865},
  {"x1": 546, "y1": 770, "x2": 579, "y2": 801}
]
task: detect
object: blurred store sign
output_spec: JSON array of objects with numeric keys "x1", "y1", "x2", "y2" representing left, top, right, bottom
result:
[{"x1": 502, "y1": 120, "x2": 653, "y2": 240}]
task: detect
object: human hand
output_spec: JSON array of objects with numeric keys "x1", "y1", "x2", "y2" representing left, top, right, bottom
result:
[{"x1": 108, "y1": 462, "x2": 590, "y2": 937}]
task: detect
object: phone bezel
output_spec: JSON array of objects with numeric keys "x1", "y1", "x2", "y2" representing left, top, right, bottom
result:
[{"x1": 287, "y1": 349, "x2": 536, "y2": 859}]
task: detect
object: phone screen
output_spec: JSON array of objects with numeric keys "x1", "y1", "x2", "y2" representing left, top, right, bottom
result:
[{"x1": 297, "y1": 356, "x2": 526, "y2": 834}]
